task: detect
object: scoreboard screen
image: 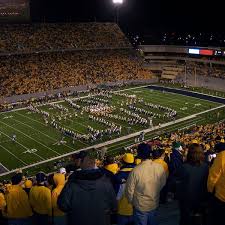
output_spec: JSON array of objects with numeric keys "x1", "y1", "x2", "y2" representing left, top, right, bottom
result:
[
  {"x1": 0, "y1": 0, "x2": 30, "y2": 22},
  {"x1": 189, "y1": 48, "x2": 214, "y2": 56}
]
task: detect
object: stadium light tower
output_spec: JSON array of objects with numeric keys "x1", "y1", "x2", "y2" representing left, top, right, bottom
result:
[{"x1": 112, "y1": 0, "x2": 124, "y2": 24}]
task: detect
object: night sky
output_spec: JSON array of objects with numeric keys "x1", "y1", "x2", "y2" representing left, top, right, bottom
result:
[{"x1": 30, "y1": 0, "x2": 223, "y2": 32}]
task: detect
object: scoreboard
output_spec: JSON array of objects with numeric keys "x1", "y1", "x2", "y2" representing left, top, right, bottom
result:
[
  {"x1": 189, "y1": 48, "x2": 225, "y2": 57},
  {"x1": 0, "y1": 0, "x2": 30, "y2": 22}
]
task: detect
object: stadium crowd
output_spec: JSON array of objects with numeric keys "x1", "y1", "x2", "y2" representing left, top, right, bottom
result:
[
  {"x1": 186, "y1": 62, "x2": 225, "y2": 79},
  {"x1": 0, "y1": 49, "x2": 150, "y2": 97},
  {"x1": 0, "y1": 122, "x2": 225, "y2": 225},
  {"x1": 0, "y1": 23, "x2": 130, "y2": 54}
]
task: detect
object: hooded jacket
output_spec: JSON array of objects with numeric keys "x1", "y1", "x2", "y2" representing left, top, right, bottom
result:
[
  {"x1": 104, "y1": 163, "x2": 119, "y2": 175},
  {"x1": 169, "y1": 149, "x2": 184, "y2": 175},
  {"x1": 208, "y1": 150, "x2": 225, "y2": 202},
  {"x1": 115, "y1": 164, "x2": 135, "y2": 216},
  {"x1": 52, "y1": 173, "x2": 66, "y2": 217},
  {"x1": 58, "y1": 168, "x2": 117, "y2": 225},
  {"x1": 29, "y1": 185, "x2": 52, "y2": 216},
  {"x1": 0, "y1": 192, "x2": 6, "y2": 211},
  {"x1": 4, "y1": 185, "x2": 33, "y2": 218}
]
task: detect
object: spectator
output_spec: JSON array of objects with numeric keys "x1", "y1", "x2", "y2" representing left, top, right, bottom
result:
[
  {"x1": 52, "y1": 173, "x2": 66, "y2": 225},
  {"x1": 4, "y1": 173, "x2": 33, "y2": 225},
  {"x1": 0, "y1": 188, "x2": 6, "y2": 225},
  {"x1": 115, "y1": 153, "x2": 135, "y2": 225},
  {"x1": 57, "y1": 150, "x2": 117, "y2": 225},
  {"x1": 153, "y1": 148, "x2": 169, "y2": 177},
  {"x1": 168, "y1": 142, "x2": 185, "y2": 193},
  {"x1": 169, "y1": 142, "x2": 184, "y2": 175},
  {"x1": 125, "y1": 143, "x2": 167, "y2": 225},
  {"x1": 153, "y1": 148, "x2": 169, "y2": 203},
  {"x1": 29, "y1": 172, "x2": 52, "y2": 225},
  {"x1": 104, "y1": 156, "x2": 119, "y2": 175},
  {"x1": 176, "y1": 144, "x2": 209, "y2": 225},
  {"x1": 207, "y1": 142, "x2": 225, "y2": 225},
  {"x1": 23, "y1": 179, "x2": 33, "y2": 195}
]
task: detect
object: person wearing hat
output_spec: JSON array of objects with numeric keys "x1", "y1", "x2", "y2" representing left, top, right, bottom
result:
[
  {"x1": 104, "y1": 156, "x2": 119, "y2": 175},
  {"x1": 102, "y1": 155, "x2": 119, "y2": 188},
  {"x1": 125, "y1": 143, "x2": 166, "y2": 225},
  {"x1": 4, "y1": 173, "x2": 33, "y2": 225},
  {"x1": 59, "y1": 167, "x2": 66, "y2": 175},
  {"x1": 207, "y1": 142, "x2": 225, "y2": 225},
  {"x1": 23, "y1": 179, "x2": 33, "y2": 195},
  {"x1": 52, "y1": 173, "x2": 66, "y2": 225},
  {"x1": 168, "y1": 142, "x2": 185, "y2": 190},
  {"x1": 134, "y1": 143, "x2": 153, "y2": 166},
  {"x1": 29, "y1": 172, "x2": 52, "y2": 225},
  {"x1": 58, "y1": 149, "x2": 117, "y2": 225},
  {"x1": 115, "y1": 153, "x2": 135, "y2": 225}
]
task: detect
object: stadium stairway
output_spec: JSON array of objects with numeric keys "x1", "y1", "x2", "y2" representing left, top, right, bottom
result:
[{"x1": 157, "y1": 201, "x2": 179, "y2": 225}]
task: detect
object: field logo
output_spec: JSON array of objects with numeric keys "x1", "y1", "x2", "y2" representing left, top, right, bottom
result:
[{"x1": 23, "y1": 149, "x2": 38, "y2": 154}]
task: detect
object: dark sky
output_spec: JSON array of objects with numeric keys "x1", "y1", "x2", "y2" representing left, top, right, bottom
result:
[{"x1": 30, "y1": 0, "x2": 223, "y2": 33}]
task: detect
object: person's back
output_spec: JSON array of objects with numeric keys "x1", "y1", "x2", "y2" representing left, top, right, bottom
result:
[
  {"x1": 126, "y1": 159, "x2": 166, "y2": 212},
  {"x1": 177, "y1": 144, "x2": 209, "y2": 225},
  {"x1": 52, "y1": 173, "x2": 66, "y2": 225},
  {"x1": 207, "y1": 143, "x2": 225, "y2": 225},
  {"x1": 4, "y1": 174, "x2": 33, "y2": 225},
  {"x1": 58, "y1": 169, "x2": 116, "y2": 225},
  {"x1": 29, "y1": 173, "x2": 52, "y2": 225},
  {"x1": 177, "y1": 162, "x2": 208, "y2": 205},
  {"x1": 29, "y1": 185, "x2": 52, "y2": 216},
  {"x1": 208, "y1": 146, "x2": 225, "y2": 202},
  {"x1": 0, "y1": 190, "x2": 7, "y2": 225},
  {"x1": 115, "y1": 153, "x2": 136, "y2": 225},
  {"x1": 58, "y1": 150, "x2": 117, "y2": 225}
]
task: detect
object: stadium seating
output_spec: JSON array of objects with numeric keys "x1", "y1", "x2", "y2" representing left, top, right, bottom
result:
[
  {"x1": 0, "y1": 23, "x2": 131, "y2": 54},
  {"x1": 0, "y1": 49, "x2": 151, "y2": 97},
  {"x1": 0, "y1": 23, "x2": 151, "y2": 98}
]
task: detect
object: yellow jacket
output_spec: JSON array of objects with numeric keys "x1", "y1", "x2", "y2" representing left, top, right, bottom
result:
[
  {"x1": 117, "y1": 168, "x2": 134, "y2": 216},
  {"x1": 154, "y1": 159, "x2": 169, "y2": 177},
  {"x1": 52, "y1": 173, "x2": 65, "y2": 217},
  {"x1": 104, "y1": 163, "x2": 119, "y2": 174},
  {"x1": 207, "y1": 151, "x2": 225, "y2": 202},
  {"x1": 29, "y1": 185, "x2": 52, "y2": 216},
  {"x1": 0, "y1": 193, "x2": 6, "y2": 211},
  {"x1": 4, "y1": 185, "x2": 33, "y2": 218}
]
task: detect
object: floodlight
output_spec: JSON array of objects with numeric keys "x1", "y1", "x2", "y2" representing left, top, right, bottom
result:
[{"x1": 113, "y1": 0, "x2": 123, "y2": 4}]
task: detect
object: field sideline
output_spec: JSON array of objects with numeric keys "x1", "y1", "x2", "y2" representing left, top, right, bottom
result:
[{"x1": 0, "y1": 85, "x2": 225, "y2": 177}]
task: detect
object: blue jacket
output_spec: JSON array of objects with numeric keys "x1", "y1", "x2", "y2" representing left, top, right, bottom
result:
[
  {"x1": 169, "y1": 149, "x2": 183, "y2": 176},
  {"x1": 114, "y1": 164, "x2": 135, "y2": 194}
]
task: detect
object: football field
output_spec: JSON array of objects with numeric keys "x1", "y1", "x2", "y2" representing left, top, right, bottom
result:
[{"x1": 0, "y1": 85, "x2": 224, "y2": 176}]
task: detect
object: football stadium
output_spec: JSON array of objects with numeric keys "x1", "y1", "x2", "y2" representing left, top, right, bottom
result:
[{"x1": 0, "y1": 1, "x2": 225, "y2": 225}]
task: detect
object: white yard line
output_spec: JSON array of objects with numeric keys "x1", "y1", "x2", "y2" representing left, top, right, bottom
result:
[
  {"x1": 0, "y1": 130, "x2": 40, "y2": 164},
  {"x1": 14, "y1": 112, "x2": 89, "y2": 147},
  {"x1": 0, "y1": 120, "x2": 60, "y2": 157},
  {"x1": 0, "y1": 145, "x2": 28, "y2": 166},
  {"x1": 1, "y1": 104, "x2": 224, "y2": 177},
  {"x1": 0, "y1": 163, "x2": 9, "y2": 172},
  {"x1": 10, "y1": 116, "x2": 75, "y2": 151}
]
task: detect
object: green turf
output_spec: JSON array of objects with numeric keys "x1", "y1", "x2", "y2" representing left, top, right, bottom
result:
[{"x1": 0, "y1": 85, "x2": 224, "y2": 177}]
